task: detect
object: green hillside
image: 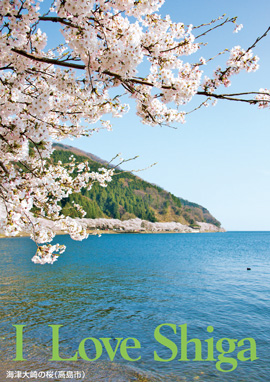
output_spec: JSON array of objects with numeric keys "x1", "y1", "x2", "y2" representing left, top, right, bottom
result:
[{"x1": 52, "y1": 144, "x2": 221, "y2": 228}]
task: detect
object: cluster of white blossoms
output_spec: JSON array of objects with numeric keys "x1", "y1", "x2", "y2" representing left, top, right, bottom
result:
[
  {"x1": 227, "y1": 46, "x2": 260, "y2": 74},
  {"x1": 202, "y1": 46, "x2": 260, "y2": 92},
  {"x1": 233, "y1": 24, "x2": 243, "y2": 34},
  {"x1": 255, "y1": 89, "x2": 270, "y2": 109},
  {"x1": 31, "y1": 244, "x2": 66, "y2": 264},
  {"x1": 0, "y1": 0, "x2": 269, "y2": 263},
  {"x1": 80, "y1": 217, "x2": 223, "y2": 233}
]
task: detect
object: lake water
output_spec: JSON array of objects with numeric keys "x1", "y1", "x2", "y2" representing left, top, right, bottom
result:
[{"x1": 0, "y1": 232, "x2": 270, "y2": 381}]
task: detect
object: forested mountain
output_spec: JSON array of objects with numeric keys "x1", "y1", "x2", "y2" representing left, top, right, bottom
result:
[{"x1": 52, "y1": 143, "x2": 221, "y2": 228}]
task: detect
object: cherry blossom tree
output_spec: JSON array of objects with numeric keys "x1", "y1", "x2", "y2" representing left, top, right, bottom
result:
[{"x1": 0, "y1": 0, "x2": 269, "y2": 264}]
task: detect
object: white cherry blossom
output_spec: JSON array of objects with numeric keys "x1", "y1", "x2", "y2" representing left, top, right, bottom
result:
[{"x1": 0, "y1": 1, "x2": 269, "y2": 263}]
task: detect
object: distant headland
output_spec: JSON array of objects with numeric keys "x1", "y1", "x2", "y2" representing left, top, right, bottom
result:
[{"x1": 52, "y1": 144, "x2": 223, "y2": 230}]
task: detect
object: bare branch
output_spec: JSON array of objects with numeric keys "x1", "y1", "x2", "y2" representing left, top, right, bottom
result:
[
  {"x1": 196, "y1": 91, "x2": 269, "y2": 104},
  {"x1": 193, "y1": 14, "x2": 227, "y2": 29},
  {"x1": 195, "y1": 17, "x2": 237, "y2": 40},
  {"x1": 0, "y1": 161, "x2": 9, "y2": 175},
  {"x1": 186, "y1": 98, "x2": 211, "y2": 115},
  {"x1": 246, "y1": 26, "x2": 270, "y2": 52},
  {"x1": 12, "y1": 48, "x2": 86, "y2": 70},
  {"x1": 39, "y1": 16, "x2": 81, "y2": 29}
]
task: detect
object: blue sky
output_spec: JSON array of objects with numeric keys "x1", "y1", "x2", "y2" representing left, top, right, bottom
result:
[{"x1": 59, "y1": 0, "x2": 270, "y2": 230}]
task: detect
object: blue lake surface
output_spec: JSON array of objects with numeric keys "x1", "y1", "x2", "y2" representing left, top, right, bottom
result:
[{"x1": 0, "y1": 232, "x2": 270, "y2": 381}]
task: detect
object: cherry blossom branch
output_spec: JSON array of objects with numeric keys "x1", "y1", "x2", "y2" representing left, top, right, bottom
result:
[{"x1": 11, "y1": 47, "x2": 269, "y2": 105}]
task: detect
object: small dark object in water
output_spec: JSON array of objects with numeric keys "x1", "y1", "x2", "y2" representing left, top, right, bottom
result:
[{"x1": 247, "y1": 267, "x2": 251, "y2": 271}]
